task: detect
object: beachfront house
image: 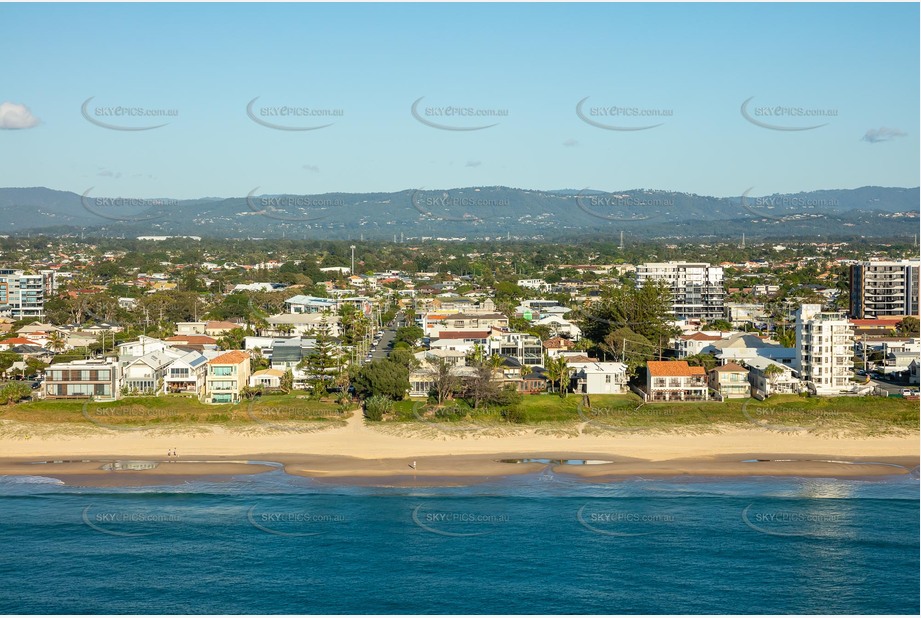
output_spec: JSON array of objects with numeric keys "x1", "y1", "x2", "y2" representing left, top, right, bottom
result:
[
  {"x1": 204, "y1": 350, "x2": 251, "y2": 404},
  {"x1": 43, "y1": 359, "x2": 120, "y2": 401},
  {"x1": 745, "y1": 357, "x2": 803, "y2": 399},
  {"x1": 121, "y1": 350, "x2": 178, "y2": 395},
  {"x1": 645, "y1": 360, "x2": 709, "y2": 402},
  {"x1": 707, "y1": 362, "x2": 750, "y2": 399},
  {"x1": 568, "y1": 361, "x2": 629, "y2": 395},
  {"x1": 249, "y1": 368, "x2": 285, "y2": 391},
  {"x1": 163, "y1": 350, "x2": 211, "y2": 397}
]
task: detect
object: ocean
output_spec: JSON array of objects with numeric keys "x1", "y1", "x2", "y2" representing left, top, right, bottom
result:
[{"x1": 0, "y1": 467, "x2": 917, "y2": 614}]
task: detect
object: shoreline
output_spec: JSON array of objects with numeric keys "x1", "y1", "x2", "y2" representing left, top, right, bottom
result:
[
  {"x1": 0, "y1": 452, "x2": 917, "y2": 488},
  {"x1": 1, "y1": 414, "x2": 917, "y2": 487}
]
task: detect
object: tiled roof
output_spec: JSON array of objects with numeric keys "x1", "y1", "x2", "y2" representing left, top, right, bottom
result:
[
  {"x1": 0, "y1": 337, "x2": 40, "y2": 345},
  {"x1": 208, "y1": 350, "x2": 250, "y2": 365},
  {"x1": 166, "y1": 335, "x2": 218, "y2": 344},
  {"x1": 205, "y1": 321, "x2": 239, "y2": 330},
  {"x1": 647, "y1": 360, "x2": 707, "y2": 377},
  {"x1": 680, "y1": 332, "x2": 723, "y2": 341},
  {"x1": 437, "y1": 330, "x2": 490, "y2": 339},
  {"x1": 711, "y1": 362, "x2": 748, "y2": 373}
]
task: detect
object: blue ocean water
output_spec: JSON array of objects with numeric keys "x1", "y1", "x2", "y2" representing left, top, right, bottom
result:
[{"x1": 0, "y1": 468, "x2": 917, "y2": 614}]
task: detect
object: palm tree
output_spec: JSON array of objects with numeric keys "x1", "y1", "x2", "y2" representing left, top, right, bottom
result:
[
  {"x1": 46, "y1": 330, "x2": 67, "y2": 354},
  {"x1": 763, "y1": 363, "x2": 783, "y2": 396},
  {"x1": 544, "y1": 355, "x2": 571, "y2": 398}
]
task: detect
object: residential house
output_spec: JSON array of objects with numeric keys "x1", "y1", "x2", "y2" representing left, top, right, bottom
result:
[
  {"x1": 204, "y1": 350, "x2": 251, "y2": 404},
  {"x1": 284, "y1": 295, "x2": 338, "y2": 314},
  {"x1": 204, "y1": 320, "x2": 241, "y2": 337},
  {"x1": 121, "y1": 349, "x2": 180, "y2": 394},
  {"x1": 674, "y1": 332, "x2": 724, "y2": 358},
  {"x1": 645, "y1": 360, "x2": 709, "y2": 402},
  {"x1": 249, "y1": 368, "x2": 286, "y2": 390},
  {"x1": 745, "y1": 356, "x2": 803, "y2": 399},
  {"x1": 165, "y1": 335, "x2": 220, "y2": 352},
  {"x1": 163, "y1": 350, "x2": 210, "y2": 397},
  {"x1": 487, "y1": 331, "x2": 543, "y2": 366},
  {"x1": 117, "y1": 335, "x2": 169, "y2": 358},
  {"x1": 44, "y1": 359, "x2": 120, "y2": 401},
  {"x1": 708, "y1": 362, "x2": 750, "y2": 399},
  {"x1": 534, "y1": 315, "x2": 582, "y2": 340},
  {"x1": 543, "y1": 336, "x2": 576, "y2": 358},
  {"x1": 266, "y1": 313, "x2": 341, "y2": 337},
  {"x1": 569, "y1": 361, "x2": 629, "y2": 395}
]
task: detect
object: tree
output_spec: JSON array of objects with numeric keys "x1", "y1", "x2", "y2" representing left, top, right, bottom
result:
[
  {"x1": 897, "y1": 316, "x2": 920, "y2": 337},
  {"x1": 46, "y1": 331, "x2": 68, "y2": 354},
  {"x1": 301, "y1": 317, "x2": 339, "y2": 397},
  {"x1": 389, "y1": 347, "x2": 420, "y2": 372},
  {"x1": 217, "y1": 327, "x2": 252, "y2": 351},
  {"x1": 351, "y1": 360, "x2": 409, "y2": 401},
  {"x1": 394, "y1": 325, "x2": 424, "y2": 348},
  {"x1": 685, "y1": 353, "x2": 719, "y2": 373},
  {"x1": 763, "y1": 363, "x2": 784, "y2": 395},
  {"x1": 429, "y1": 356, "x2": 459, "y2": 405},
  {"x1": 578, "y1": 279, "x2": 678, "y2": 360},
  {"x1": 363, "y1": 395, "x2": 393, "y2": 421},
  {"x1": 463, "y1": 363, "x2": 500, "y2": 410},
  {"x1": 543, "y1": 355, "x2": 571, "y2": 398},
  {"x1": 280, "y1": 368, "x2": 294, "y2": 393},
  {"x1": 600, "y1": 327, "x2": 655, "y2": 375},
  {"x1": 706, "y1": 319, "x2": 733, "y2": 332},
  {"x1": 0, "y1": 382, "x2": 31, "y2": 405}
]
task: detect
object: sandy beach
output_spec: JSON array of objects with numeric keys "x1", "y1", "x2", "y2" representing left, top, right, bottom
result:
[{"x1": 1, "y1": 412, "x2": 918, "y2": 486}]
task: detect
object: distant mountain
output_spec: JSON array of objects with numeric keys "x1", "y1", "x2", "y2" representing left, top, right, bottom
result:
[{"x1": 0, "y1": 185, "x2": 917, "y2": 240}]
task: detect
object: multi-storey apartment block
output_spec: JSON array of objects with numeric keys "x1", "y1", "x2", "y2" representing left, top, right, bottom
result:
[
  {"x1": 0, "y1": 269, "x2": 56, "y2": 319},
  {"x1": 849, "y1": 259, "x2": 920, "y2": 319},
  {"x1": 636, "y1": 262, "x2": 725, "y2": 321},
  {"x1": 794, "y1": 304, "x2": 855, "y2": 395}
]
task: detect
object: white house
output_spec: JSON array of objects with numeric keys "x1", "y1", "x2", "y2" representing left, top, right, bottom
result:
[
  {"x1": 249, "y1": 368, "x2": 285, "y2": 390},
  {"x1": 117, "y1": 335, "x2": 169, "y2": 358},
  {"x1": 534, "y1": 315, "x2": 582, "y2": 340},
  {"x1": 163, "y1": 350, "x2": 211, "y2": 397},
  {"x1": 744, "y1": 356, "x2": 803, "y2": 399},
  {"x1": 568, "y1": 361, "x2": 628, "y2": 395},
  {"x1": 121, "y1": 349, "x2": 182, "y2": 394}
]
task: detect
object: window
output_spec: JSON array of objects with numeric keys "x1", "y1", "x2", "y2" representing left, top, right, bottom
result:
[{"x1": 605, "y1": 375, "x2": 611, "y2": 383}]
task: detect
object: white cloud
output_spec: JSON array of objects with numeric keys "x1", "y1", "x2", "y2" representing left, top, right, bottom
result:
[
  {"x1": 0, "y1": 101, "x2": 40, "y2": 129},
  {"x1": 861, "y1": 127, "x2": 907, "y2": 143}
]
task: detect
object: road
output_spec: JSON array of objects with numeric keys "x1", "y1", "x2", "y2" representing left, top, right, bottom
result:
[{"x1": 366, "y1": 313, "x2": 402, "y2": 363}]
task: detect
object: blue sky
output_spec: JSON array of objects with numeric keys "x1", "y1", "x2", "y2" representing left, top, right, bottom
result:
[{"x1": 1, "y1": 2, "x2": 918, "y2": 199}]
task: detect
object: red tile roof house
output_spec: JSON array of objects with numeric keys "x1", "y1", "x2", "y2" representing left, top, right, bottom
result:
[
  {"x1": 543, "y1": 336, "x2": 576, "y2": 357},
  {"x1": 645, "y1": 360, "x2": 709, "y2": 402},
  {"x1": 0, "y1": 337, "x2": 41, "y2": 351},
  {"x1": 204, "y1": 350, "x2": 251, "y2": 404}
]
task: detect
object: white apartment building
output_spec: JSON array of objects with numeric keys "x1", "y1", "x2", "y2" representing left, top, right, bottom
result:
[
  {"x1": 636, "y1": 262, "x2": 725, "y2": 321},
  {"x1": 794, "y1": 304, "x2": 855, "y2": 395},
  {"x1": 849, "y1": 259, "x2": 920, "y2": 319},
  {"x1": 0, "y1": 269, "x2": 56, "y2": 319}
]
